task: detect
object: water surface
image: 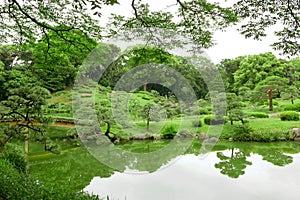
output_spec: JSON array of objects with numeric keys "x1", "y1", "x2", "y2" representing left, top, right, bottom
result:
[{"x1": 84, "y1": 141, "x2": 300, "y2": 200}]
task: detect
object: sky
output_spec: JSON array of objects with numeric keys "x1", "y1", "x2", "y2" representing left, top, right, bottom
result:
[{"x1": 100, "y1": 0, "x2": 285, "y2": 64}]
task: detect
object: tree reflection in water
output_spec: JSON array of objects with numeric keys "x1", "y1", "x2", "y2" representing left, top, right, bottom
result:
[{"x1": 215, "y1": 148, "x2": 252, "y2": 178}]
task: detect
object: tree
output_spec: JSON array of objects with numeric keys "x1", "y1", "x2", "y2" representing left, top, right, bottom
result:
[
  {"x1": 217, "y1": 56, "x2": 246, "y2": 93},
  {"x1": 1, "y1": 1, "x2": 298, "y2": 57},
  {"x1": 233, "y1": 53, "x2": 288, "y2": 91},
  {"x1": 252, "y1": 76, "x2": 289, "y2": 111},
  {"x1": 226, "y1": 93, "x2": 245, "y2": 125},
  {"x1": 100, "y1": 45, "x2": 208, "y2": 98},
  {"x1": 29, "y1": 28, "x2": 97, "y2": 92},
  {"x1": 234, "y1": 0, "x2": 300, "y2": 56},
  {"x1": 1, "y1": 0, "x2": 237, "y2": 51},
  {"x1": 282, "y1": 84, "x2": 300, "y2": 104},
  {"x1": 0, "y1": 70, "x2": 51, "y2": 152}
]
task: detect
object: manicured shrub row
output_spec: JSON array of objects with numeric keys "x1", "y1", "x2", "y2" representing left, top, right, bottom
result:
[
  {"x1": 224, "y1": 124, "x2": 291, "y2": 142},
  {"x1": 279, "y1": 111, "x2": 300, "y2": 121},
  {"x1": 247, "y1": 112, "x2": 269, "y2": 118}
]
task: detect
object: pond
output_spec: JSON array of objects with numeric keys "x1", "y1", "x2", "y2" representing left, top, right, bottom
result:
[{"x1": 28, "y1": 140, "x2": 300, "y2": 200}]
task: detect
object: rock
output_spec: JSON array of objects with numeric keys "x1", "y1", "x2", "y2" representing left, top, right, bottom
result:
[
  {"x1": 291, "y1": 128, "x2": 300, "y2": 141},
  {"x1": 228, "y1": 137, "x2": 233, "y2": 142},
  {"x1": 249, "y1": 116, "x2": 255, "y2": 119},
  {"x1": 132, "y1": 133, "x2": 150, "y2": 140},
  {"x1": 198, "y1": 132, "x2": 209, "y2": 140},
  {"x1": 152, "y1": 134, "x2": 162, "y2": 140},
  {"x1": 204, "y1": 137, "x2": 219, "y2": 143},
  {"x1": 175, "y1": 130, "x2": 194, "y2": 138}
]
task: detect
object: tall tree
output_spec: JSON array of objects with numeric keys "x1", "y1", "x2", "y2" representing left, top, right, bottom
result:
[
  {"x1": 233, "y1": 53, "x2": 288, "y2": 91},
  {"x1": 29, "y1": 28, "x2": 97, "y2": 91},
  {"x1": 217, "y1": 56, "x2": 246, "y2": 93}
]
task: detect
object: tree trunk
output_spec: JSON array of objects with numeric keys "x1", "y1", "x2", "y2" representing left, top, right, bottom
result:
[
  {"x1": 291, "y1": 96, "x2": 294, "y2": 104},
  {"x1": 143, "y1": 83, "x2": 147, "y2": 91},
  {"x1": 0, "y1": 135, "x2": 12, "y2": 152},
  {"x1": 146, "y1": 118, "x2": 150, "y2": 131},
  {"x1": 105, "y1": 122, "x2": 111, "y2": 136},
  {"x1": 268, "y1": 91, "x2": 273, "y2": 111}
]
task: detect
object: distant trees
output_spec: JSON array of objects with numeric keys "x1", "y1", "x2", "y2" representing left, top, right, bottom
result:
[
  {"x1": 233, "y1": 53, "x2": 287, "y2": 91},
  {"x1": 101, "y1": 45, "x2": 208, "y2": 98}
]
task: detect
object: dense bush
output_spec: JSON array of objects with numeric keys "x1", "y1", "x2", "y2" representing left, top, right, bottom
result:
[
  {"x1": 160, "y1": 124, "x2": 178, "y2": 139},
  {"x1": 247, "y1": 112, "x2": 269, "y2": 118},
  {"x1": 231, "y1": 124, "x2": 254, "y2": 141},
  {"x1": 279, "y1": 111, "x2": 299, "y2": 121},
  {"x1": 2, "y1": 143, "x2": 27, "y2": 173},
  {"x1": 284, "y1": 103, "x2": 300, "y2": 112},
  {"x1": 204, "y1": 115, "x2": 213, "y2": 125},
  {"x1": 0, "y1": 158, "x2": 99, "y2": 199}
]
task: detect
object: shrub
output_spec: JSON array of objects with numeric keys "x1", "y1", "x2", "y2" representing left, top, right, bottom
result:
[
  {"x1": 2, "y1": 143, "x2": 27, "y2": 173},
  {"x1": 192, "y1": 119, "x2": 202, "y2": 127},
  {"x1": 279, "y1": 111, "x2": 300, "y2": 121},
  {"x1": 199, "y1": 108, "x2": 210, "y2": 115},
  {"x1": 284, "y1": 103, "x2": 300, "y2": 112},
  {"x1": 247, "y1": 112, "x2": 269, "y2": 118},
  {"x1": 204, "y1": 115, "x2": 213, "y2": 125},
  {"x1": 160, "y1": 124, "x2": 178, "y2": 139},
  {"x1": 231, "y1": 124, "x2": 254, "y2": 141},
  {"x1": 204, "y1": 115, "x2": 227, "y2": 125}
]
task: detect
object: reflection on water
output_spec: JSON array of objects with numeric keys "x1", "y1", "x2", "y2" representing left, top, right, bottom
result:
[{"x1": 84, "y1": 141, "x2": 300, "y2": 200}]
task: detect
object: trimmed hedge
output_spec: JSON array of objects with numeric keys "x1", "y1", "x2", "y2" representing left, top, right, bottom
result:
[
  {"x1": 247, "y1": 112, "x2": 269, "y2": 118},
  {"x1": 279, "y1": 111, "x2": 300, "y2": 121}
]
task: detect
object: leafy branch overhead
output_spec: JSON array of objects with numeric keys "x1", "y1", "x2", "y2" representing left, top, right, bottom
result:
[{"x1": 1, "y1": 0, "x2": 298, "y2": 55}]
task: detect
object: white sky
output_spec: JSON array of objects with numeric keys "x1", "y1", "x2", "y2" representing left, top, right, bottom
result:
[{"x1": 100, "y1": 0, "x2": 286, "y2": 64}]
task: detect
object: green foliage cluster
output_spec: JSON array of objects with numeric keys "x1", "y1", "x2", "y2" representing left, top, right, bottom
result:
[
  {"x1": 159, "y1": 124, "x2": 178, "y2": 139},
  {"x1": 247, "y1": 112, "x2": 269, "y2": 118},
  {"x1": 230, "y1": 124, "x2": 290, "y2": 142},
  {"x1": 279, "y1": 111, "x2": 300, "y2": 121},
  {"x1": 0, "y1": 158, "x2": 99, "y2": 200},
  {"x1": 1, "y1": 143, "x2": 27, "y2": 173},
  {"x1": 284, "y1": 103, "x2": 300, "y2": 112},
  {"x1": 204, "y1": 115, "x2": 214, "y2": 125}
]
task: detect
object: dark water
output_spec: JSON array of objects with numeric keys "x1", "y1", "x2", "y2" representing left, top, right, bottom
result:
[{"x1": 83, "y1": 141, "x2": 300, "y2": 200}]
